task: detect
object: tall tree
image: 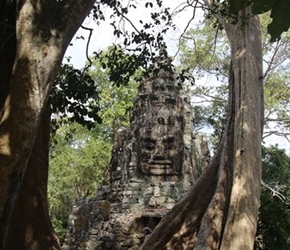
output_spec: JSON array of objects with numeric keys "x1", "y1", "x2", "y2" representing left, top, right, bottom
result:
[
  {"x1": 48, "y1": 122, "x2": 112, "y2": 242},
  {"x1": 0, "y1": 1, "x2": 95, "y2": 249},
  {"x1": 178, "y1": 13, "x2": 290, "y2": 248},
  {"x1": 178, "y1": 13, "x2": 290, "y2": 145},
  {"x1": 88, "y1": 50, "x2": 139, "y2": 141},
  {"x1": 141, "y1": 3, "x2": 263, "y2": 249}
]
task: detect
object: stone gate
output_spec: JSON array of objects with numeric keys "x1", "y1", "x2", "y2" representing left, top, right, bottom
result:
[{"x1": 62, "y1": 67, "x2": 210, "y2": 250}]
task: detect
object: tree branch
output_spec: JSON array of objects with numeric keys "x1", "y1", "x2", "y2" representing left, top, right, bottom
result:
[
  {"x1": 80, "y1": 25, "x2": 93, "y2": 72},
  {"x1": 261, "y1": 180, "x2": 289, "y2": 205}
]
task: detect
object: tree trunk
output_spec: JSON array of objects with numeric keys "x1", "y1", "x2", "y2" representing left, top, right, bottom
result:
[
  {"x1": 5, "y1": 107, "x2": 60, "y2": 250},
  {"x1": 0, "y1": 1, "x2": 95, "y2": 249},
  {"x1": 140, "y1": 6, "x2": 263, "y2": 250},
  {"x1": 220, "y1": 7, "x2": 263, "y2": 250}
]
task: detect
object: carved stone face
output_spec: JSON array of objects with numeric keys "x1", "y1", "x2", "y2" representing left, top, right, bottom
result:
[{"x1": 137, "y1": 115, "x2": 183, "y2": 177}]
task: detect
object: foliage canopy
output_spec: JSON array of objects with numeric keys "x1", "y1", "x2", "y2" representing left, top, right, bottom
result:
[{"x1": 229, "y1": 0, "x2": 290, "y2": 41}]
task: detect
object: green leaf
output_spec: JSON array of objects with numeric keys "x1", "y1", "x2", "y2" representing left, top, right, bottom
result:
[
  {"x1": 252, "y1": 0, "x2": 276, "y2": 14},
  {"x1": 229, "y1": 0, "x2": 290, "y2": 42},
  {"x1": 145, "y1": 2, "x2": 153, "y2": 8},
  {"x1": 251, "y1": 0, "x2": 290, "y2": 42},
  {"x1": 229, "y1": 0, "x2": 252, "y2": 13},
  {"x1": 267, "y1": 0, "x2": 290, "y2": 42}
]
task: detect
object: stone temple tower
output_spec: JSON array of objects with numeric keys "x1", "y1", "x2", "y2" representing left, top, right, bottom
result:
[{"x1": 63, "y1": 66, "x2": 210, "y2": 250}]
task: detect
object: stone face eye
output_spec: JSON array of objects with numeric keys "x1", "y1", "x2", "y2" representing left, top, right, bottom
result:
[
  {"x1": 164, "y1": 137, "x2": 175, "y2": 150},
  {"x1": 145, "y1": 144, "x2": 155, "y2": 151},
  {"x1": 142, "y1": 138, "x2": 156, "y2": 151},
  {"x1": 157, "y1": 117, "x2": 165, "y2": 124},
  {"x1": 165, "y1": 97, "x2": 176, "y2": 104},
  {"x1": 167, "y1": 144, "x2": 175, "y2": 150}
]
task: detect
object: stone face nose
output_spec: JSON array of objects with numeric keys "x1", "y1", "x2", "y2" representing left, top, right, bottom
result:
[
  {"x1": 152, "y1": 148, "x2": 166, "y2": 160},
  {"x1": 150, "y1": 138, "x2": 166, "y2": 161}
]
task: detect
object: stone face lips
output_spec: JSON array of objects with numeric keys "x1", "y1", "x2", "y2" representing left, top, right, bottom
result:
[{"x1": 63, "y1": 70, "x2": 210, "y2": 250}]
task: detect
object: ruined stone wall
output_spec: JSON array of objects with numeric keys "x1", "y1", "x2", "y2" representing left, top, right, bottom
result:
[{"x1": 62, "y1": 69, "x2": 210, "y2": 250}]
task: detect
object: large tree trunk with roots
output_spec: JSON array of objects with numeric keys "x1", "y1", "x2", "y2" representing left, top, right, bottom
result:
[
  {"x1": 140, "y1": 6, "x2": 263, "y2": 250},
  {"x1": 0, "y1": 1, "x2": 94, "y2": 249}
]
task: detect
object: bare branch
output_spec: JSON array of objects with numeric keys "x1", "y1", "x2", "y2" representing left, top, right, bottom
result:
[
  {"x1": 172, "y1": 1, "x2": 199, "y2": 61},
  {"x1": 261, "y1": 180, "x2": 289, "y2": 205},
  {"x1": 265, "y1": 117, "x2": 290, "y2": 123},
  {"x1": 262, "y1": 131, "x2": 290, "y2": 142},
  {"x1": 263, "y1": 41, "x2": 281, "y2": 81},
  {"x1": 80, "y1": 25, "x2": 93, "y2": 72},
  {"x1": 170, "y1": 0, "x2": 206, "y2": 61}
]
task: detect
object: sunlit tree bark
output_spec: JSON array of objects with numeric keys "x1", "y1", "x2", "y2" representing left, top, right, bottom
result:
[{"x1": 140, "y1": 5, "x2": 263, "y2": 250}]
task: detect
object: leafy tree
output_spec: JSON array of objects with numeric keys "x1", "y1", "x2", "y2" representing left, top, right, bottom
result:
[
  {"x1": 256, "y1": 146, "x2": 290, "y2": 250},
  {"x1": 178, "y1": 13, "x2": 290, "y2": 146},
  {"x1": 178, "y1": 13, "x2": 290, "y2": 248},
  {"x1": 48, "y1": 51, "x2": 139, "y2": 242},
  {"x1": 88, "y1": 50, "x2": 139, "y2": 141},
  {"x1": 48, "y1": 122, "x2": 111, "y2": 242},
  {"x1": 178, "y1": 18, "x2": 229, "y2": 146},
  {"x1": 50, "y1": 63, "x2": 102, "y2": 131}
]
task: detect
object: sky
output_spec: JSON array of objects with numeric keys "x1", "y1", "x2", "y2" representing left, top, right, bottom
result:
[
  {"x1": 64, "y1": 0, "x2": 203, "y2": 68},
  {"x1": 63, "y1": 1, "x2": 290, "y2": 154}
]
